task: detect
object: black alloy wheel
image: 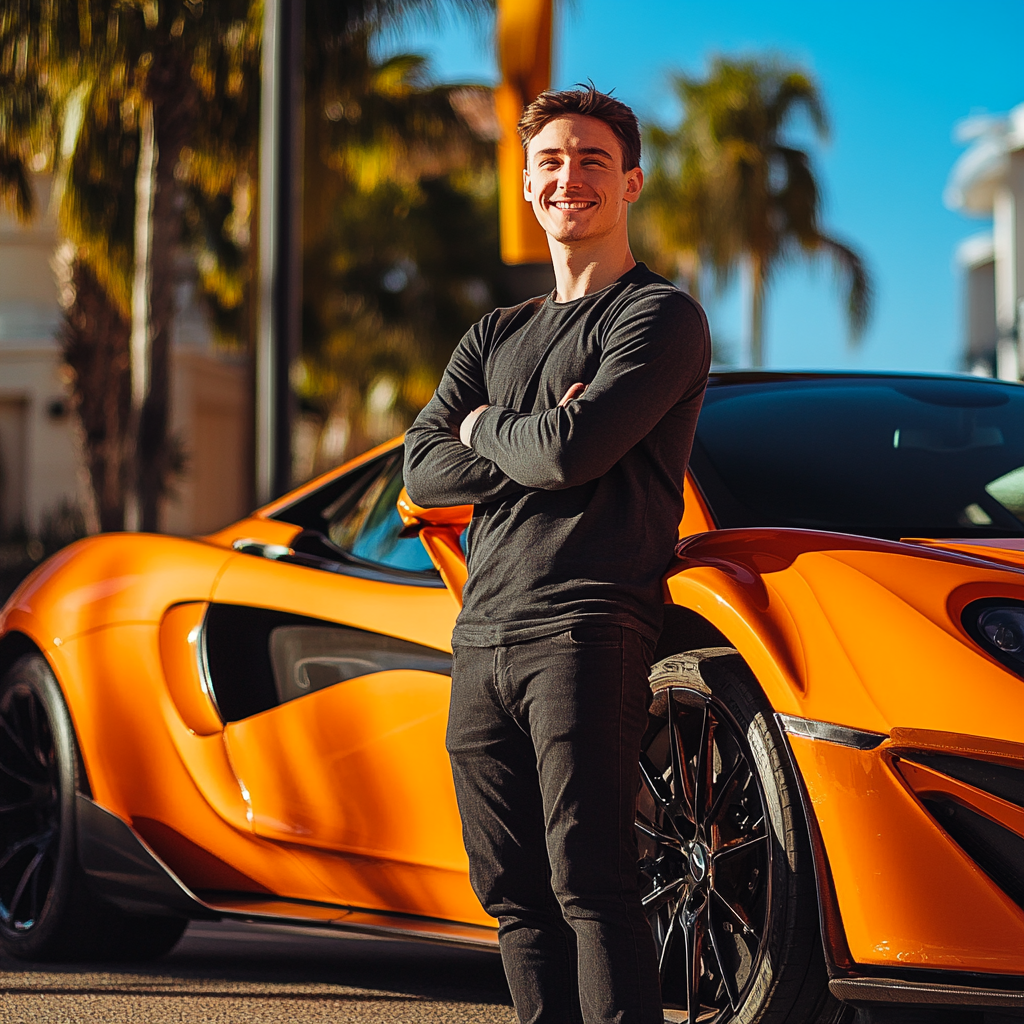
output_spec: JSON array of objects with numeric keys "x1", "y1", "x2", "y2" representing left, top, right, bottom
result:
[
  {"x1": 0, "y1": 658, "x2": 68, "y2": 941},
  {"x1": 0, "y1": 653, "x2": 188, "y2": 962},
  {"x1": 637, "y1": 650, "x2": 849, "y2": 1024}
]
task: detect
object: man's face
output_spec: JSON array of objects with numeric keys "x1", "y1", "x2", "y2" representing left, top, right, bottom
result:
[{"x1": 524, "y1": 115, "x2": 643, "y2": 245}]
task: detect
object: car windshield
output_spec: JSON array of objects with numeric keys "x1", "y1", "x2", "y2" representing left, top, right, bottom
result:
[{"x1": 690, "y1": 376, "x2": 1024, "y2": 540}]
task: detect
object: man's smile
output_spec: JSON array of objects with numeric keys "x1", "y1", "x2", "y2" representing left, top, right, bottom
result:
[{"x1": 550, "y1": 199, "x2": 597, "y2": 210}]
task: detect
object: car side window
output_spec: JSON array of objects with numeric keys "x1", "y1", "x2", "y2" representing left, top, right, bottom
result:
[{"x1": 326, "y1": 452, "x2": 434, "y2": 573}]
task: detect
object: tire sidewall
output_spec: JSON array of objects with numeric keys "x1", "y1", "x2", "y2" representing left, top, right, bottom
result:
[{"x1": 0, "y1": 653, "x2": 80, "y2": 959}]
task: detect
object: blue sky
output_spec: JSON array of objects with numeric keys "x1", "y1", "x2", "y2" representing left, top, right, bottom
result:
[{"x1": 379, "y1": 0, "x2": 1024, "y2": 372}]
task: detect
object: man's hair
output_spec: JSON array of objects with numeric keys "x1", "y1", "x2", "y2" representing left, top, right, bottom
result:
[{"x1": 517, "y1": 85, "x2": 641, "y2": 172}]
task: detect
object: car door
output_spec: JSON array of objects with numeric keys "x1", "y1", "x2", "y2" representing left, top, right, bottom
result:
[{"x1": 207, "y1": 448, "x2": 480, "y2": 923}]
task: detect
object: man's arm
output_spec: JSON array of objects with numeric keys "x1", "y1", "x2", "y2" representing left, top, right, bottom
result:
[
  {"x1": 403, "y1": 325, "x2": 526, "y2": 508},
  {"x1": 467, "y1": 291, "x2": 710, "y2": 490}
]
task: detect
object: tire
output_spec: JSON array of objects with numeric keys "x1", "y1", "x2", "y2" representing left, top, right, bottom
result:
[
  {"x1": 0, "y1": 653, "x2": 188, "y2": 962},
  {"x1": 636, "y1": 649, "x2": 851, "y2": 1024}
]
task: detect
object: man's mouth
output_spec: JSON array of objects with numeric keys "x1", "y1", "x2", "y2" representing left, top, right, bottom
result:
[{"x1": 550, "y1": 200, "x2": 596, "y2": 211}]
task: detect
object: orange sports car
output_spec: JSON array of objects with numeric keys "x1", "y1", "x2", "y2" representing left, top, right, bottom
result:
[{"x1": 1, "y1": 371, "x2": 1022, "y2": 1023}]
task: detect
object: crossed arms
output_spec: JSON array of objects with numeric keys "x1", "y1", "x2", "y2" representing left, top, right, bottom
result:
[{"x1": 403, "y1": 290, "x2": 708, "y2": 508}]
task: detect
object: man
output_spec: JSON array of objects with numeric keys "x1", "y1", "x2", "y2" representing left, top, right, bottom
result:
[{"x1": 404, "y1": 86, "x2": 710, "y2": 1024}]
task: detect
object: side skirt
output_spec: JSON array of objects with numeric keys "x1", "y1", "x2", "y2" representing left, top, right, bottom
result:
[{"x1": 75, "y1": 795, "x2": 499, "y2": 950}]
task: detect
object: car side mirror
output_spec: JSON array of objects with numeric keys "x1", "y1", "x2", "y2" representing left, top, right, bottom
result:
[
  {"x1": 396, "y1": 488, "x2": 472, "y2": 606},
  {"x1": 396, "y1": 489, "x2": 472, "y2": 534}
]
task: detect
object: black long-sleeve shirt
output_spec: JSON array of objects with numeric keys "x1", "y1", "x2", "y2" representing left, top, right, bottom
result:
[{"x1": 404, "y1": 263, "x2": 711, "y2": 646}]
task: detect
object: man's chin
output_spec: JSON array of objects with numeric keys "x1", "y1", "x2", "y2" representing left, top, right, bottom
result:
[{"x1": 541, "y1": 221, "x2": 599, "y2": 244}]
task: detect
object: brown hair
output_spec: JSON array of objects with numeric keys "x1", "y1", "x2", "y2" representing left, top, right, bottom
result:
[{"x1": 517, "y1": 85, "x2": 641, "y2": 172}]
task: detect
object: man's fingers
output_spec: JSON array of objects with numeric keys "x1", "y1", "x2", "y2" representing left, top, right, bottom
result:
[{"x1": 558, "y1": 383, "x2": 587, "y2": 408}]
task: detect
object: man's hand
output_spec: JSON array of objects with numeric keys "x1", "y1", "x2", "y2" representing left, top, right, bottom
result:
[
  {"x1": 459, "y1": 384, "x2": 587, "y2": 448},
  {"x1": 459, "y1": 405, "x2": 489, "y2": 447},
  {"x1": 558, "y1": 383, "x2": 587, "y2": 407}
]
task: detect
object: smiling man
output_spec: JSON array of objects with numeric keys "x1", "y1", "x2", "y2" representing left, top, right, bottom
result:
[{"x1": 404, "y1": 87, "x2": 711, "y2": 1024}]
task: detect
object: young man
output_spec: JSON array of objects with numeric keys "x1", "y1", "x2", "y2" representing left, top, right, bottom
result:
[{"x1": 404, "y1": 87, "x2": 710, "y2": 1024}]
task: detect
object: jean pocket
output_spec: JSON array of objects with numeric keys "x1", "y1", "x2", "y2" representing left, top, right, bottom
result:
[{"x1": 563, "y1": 624, "x2": 622, "y2": 647}]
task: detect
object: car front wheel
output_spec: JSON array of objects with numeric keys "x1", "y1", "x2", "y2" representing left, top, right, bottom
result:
[
  {"x1": 637, "y1": 648, "x2": 850, "y2": 1024},
  {"x1": 0, "y1": 653, "x2": 187, "y2": 962}
]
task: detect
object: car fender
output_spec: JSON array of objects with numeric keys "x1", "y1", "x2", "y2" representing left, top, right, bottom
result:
[{"x1": 664, "y1": 528, "x2": 1024, "y2": 742}]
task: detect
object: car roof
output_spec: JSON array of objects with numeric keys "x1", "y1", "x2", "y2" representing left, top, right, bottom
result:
[{"x1": 706, "y1": 369, "x2": 1024, "y2": 389}]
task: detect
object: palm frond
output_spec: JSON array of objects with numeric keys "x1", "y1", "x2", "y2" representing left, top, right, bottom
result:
[{"x1": 817, "y1": 234, "x2": 872, "y2": 341}]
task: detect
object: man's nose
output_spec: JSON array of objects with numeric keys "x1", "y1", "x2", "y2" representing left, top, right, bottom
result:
[{"x1": 557, "y1": 161, "x2": 585, "y2": 189}]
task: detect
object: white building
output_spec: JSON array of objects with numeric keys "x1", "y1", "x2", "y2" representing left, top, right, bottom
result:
[
  {"x1": 945, "y1": 103, "x2": 1024, "y2": 380},
  {"x1": 0, "y1": 176, "x2": 251, "y2": 540}
]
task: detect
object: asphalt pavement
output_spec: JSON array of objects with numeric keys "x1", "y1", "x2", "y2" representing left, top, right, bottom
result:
[{"x1": 0, "y1": 919, "x2": 516, "y2": 1023}]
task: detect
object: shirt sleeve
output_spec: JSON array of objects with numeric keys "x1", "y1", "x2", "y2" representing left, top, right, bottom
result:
[
  {"x1": 403, "y1": 321, "x2": 526, "y2": 508},
  {"x1": 469, "y1": 289, "x2": 710, "y2": 490}
]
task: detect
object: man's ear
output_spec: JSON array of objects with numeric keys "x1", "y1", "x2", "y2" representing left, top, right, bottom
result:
[
  {"x1": 623, "y1": 165, "x2": 644, "y2": 204},
  {"x1": 523, "y1": 167, "x2": 533, "y2": 203}
]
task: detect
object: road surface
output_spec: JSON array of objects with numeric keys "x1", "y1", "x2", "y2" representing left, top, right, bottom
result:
[{"x1": 0, "y1": 919, "x2": 516, "y2": 1023}]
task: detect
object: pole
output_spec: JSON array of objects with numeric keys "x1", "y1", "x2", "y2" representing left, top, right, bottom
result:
[{"x1": 257, "y1": 0, "x2": 304, "y2": 504}]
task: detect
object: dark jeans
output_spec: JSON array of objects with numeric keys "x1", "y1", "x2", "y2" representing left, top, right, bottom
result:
[{"x1": 447, "y1": 625, "x2": 662, "y2": 1024}]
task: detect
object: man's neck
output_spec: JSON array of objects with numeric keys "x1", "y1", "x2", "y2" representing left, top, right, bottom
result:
[{"x1": 549, "y1": 236, "x2": 637, "y2": 303}]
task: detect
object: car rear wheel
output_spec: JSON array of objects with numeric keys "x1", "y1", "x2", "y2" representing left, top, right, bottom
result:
[
  {"x1": 637, "y1": 649, "x2": 850, "y2": 1024},
  {"x1": 0, "y1": 653, "x2": 187, "y2": 962}
]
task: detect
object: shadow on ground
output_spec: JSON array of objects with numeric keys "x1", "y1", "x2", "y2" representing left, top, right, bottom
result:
[{"x1": 0, "y1": 919, "x2": 515, "y2": 1023}]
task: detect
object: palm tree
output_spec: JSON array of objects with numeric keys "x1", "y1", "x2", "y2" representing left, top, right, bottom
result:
[
  {"x1": 1, "y1": 0, "x2": 490, "y2": 525},
  {"x1": 637, "y1": 56, "x2": 871, "y2": 367},
  {"x1": 1, "y1": 0, "x2": 259, "y2": 530}
]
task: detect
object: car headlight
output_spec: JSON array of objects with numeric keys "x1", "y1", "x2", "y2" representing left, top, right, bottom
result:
[{"x1": 964, "y1": 599, "x2": 1024, "y2": 676}]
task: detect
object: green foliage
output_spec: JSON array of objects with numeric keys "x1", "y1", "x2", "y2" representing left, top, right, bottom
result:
[
  {"x1": 2, "y1": 0, "x2": 499, "y2": 498},
  {"x1": 635, "y1": 55, "x2": 871, "y2": 365},
  {"x1": 295, "y1": 20, "x2": 500, "y2": 468}
]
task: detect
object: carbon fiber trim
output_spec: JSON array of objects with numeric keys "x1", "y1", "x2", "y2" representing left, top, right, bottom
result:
[
  {"x1": 777, "y1": 713, "x2": 888, "y2": 750},
  {"x1": 829, "y1": 976, "x2": 1024, "y2": 1009}
]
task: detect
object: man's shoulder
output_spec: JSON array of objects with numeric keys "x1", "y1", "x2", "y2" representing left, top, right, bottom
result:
[
  {"x1": 614, "y1": 264, "x2": 708, "y2": 325},
  {"x1": 471, "y1": 295, "x2": 547, "y2": 345},
  {"x1": 620, "y1": 263, "x2": 694, "y2": 303}
]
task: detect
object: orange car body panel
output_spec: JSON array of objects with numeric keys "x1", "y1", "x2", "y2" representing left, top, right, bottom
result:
[
  {"x1": 663, "y1": 527, "x2": 1024, "y2": 975},
  {"x1": 789, "y1": 734, "x2": 1024, "y2": 974},
  {"x1": 3, "y1": 433, "x2": 1023, "y2": 969}
]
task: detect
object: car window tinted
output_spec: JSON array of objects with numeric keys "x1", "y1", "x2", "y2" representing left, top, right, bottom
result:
[
  {"x1": 691, "y1": 377, "x2": 1024, "y2": 539},
  {"x1": 271, "y1": 448, "x2": 436, "y2": 574},
  {"x1": 328, "y1": 453, "x2": 434, "y2": 572}
]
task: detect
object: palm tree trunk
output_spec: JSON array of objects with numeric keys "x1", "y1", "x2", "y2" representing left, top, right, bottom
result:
[
  {"x1": 749, "y1": 255, "x2": 766, "y2": 368},
  {"x1": 138, "y1": 48, "x2": 196, "y2": 532},
  {"x1": 126, "y1": 100, "x2": 156, "y2": 531},
  {"x1": 60, "y1": 261, "x2": 131, "y2": 533}
]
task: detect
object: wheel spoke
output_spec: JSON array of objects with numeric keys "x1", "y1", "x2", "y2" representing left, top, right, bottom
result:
[
  {"x1": 707, "y1": 754, "x2": 745, "y2": 827},
  {"x1": 636, "y1": 810, "x2": 683, "y2": 850},
  {"x1": 713, "y1": 833, "x2": 768, "y2": 862},
  {"x1": 6, "y1": 848, "x2": 45, "y2": 925},
  {"x1": 667, "y1": 691, "x2": 696, "y2": 820},
  {"x1": 640, "y1": 752, "x2": 672, "y2": 808},
  {"x1": 0, "y1": 755, "x2": 37, "y2": 788},
  {"x1": 0, "y1": 713, "x2": 35, "y2": 767},
  {"x1": 642, "y1": 875, "x2": 687, "y2": 911},
  {"x1": 658, "y1": 905, "x2": 680, "y2": 981},
  {"x1": 707, "y1": 897, "x2": 741, "y2": 1010},
  {"x1": 0, "y1": 799, "x2": 36, "y2": 814},
  {"x1": 682, "y1": 889, "x2": 708, "y2": 1024},
  {"x1": 711, "y1": 888, "x2": 762, "y2": 945},
  {"x1": 692, "y1": 705, "x2": 714, "y2": 830},
  {"x1": 0, "y1": 829, "x2": 54, "y2": 873}
]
